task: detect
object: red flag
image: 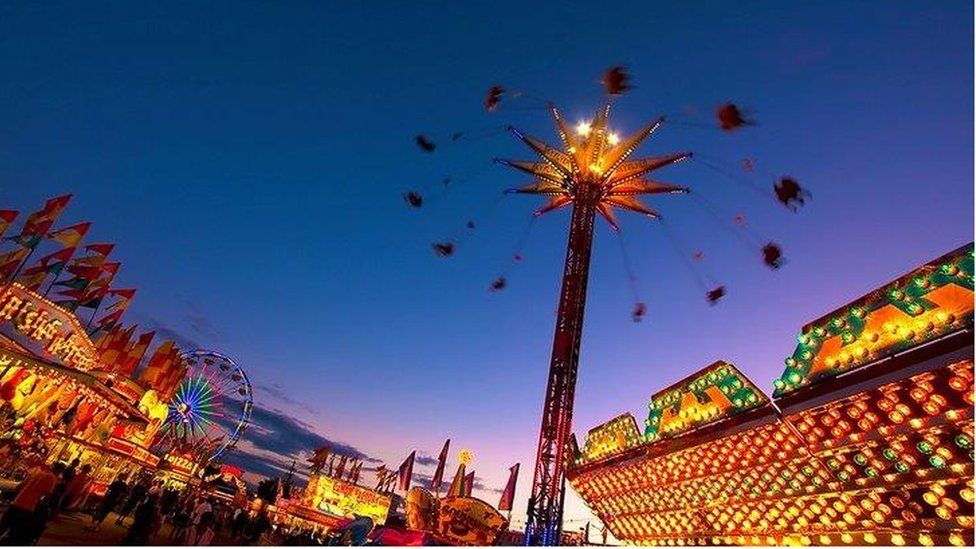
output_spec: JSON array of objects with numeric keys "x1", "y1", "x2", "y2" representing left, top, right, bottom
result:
[
  {"x1": 429, "y1": 439, "x2": 450, "y2": 493},
  {"x1": 94, "y1": 308, "x2": 124, "y2": 329},
  {"x1": 22, "y1": 247, "x2": 75, "y2": 274},
  {"x1": 103, "y1": 288, "x2": 136, "y2": 320},
  {"x1": 18, "y1": 247, "x2": 76, "y2": 290},
  {"x1": 120, "y1": 331, "x2": 155, "y2": 377},
  {"x1": 138, "y1": 340, "x2": 176, "y2": 387},
  {"x1": 0, "y1": 210, "x2": 18, "y2": 238},
  {"x1": 0, "y1": 248, "x2": 29, "y2": 280},
  {"x1": 94, "y1": 325, "x2": 121, "y2": 352},
  {"x1": 157, "y1": 347, "x2": 187, "y2": 400},
  {"x1": 498, "y1": 463, "x2": 520, "y2": 511},
  {"x1": 64, "y1": 264, "x2": 103, "y2": 281},
  {"x1": 397, "y1": 450, "x2": 416, "y2": 492},
  {"x1": 463, "y1": 470, "x2": 475, "y2": 497},
  {"x1": 17, "y1": 194, "x2": 72, "y2": 244},
  {"x1": 47, "y1": 222, "x2": 91, "y2": 248},
  {"x1": 98, "y1": 261, "x2": 121, "y2": 277},
  {"x1": 16, "y1": 269, "x2": 48, "y2": 292},
  {"x1": 99, "y1": 325, "x2": 136, "y2": 371},
  {"x1": 107, "y1": 288, "x2": 136, "y2": 300},
  {"x1": 85, "y1": 243, "x2": 114, "y2": 257}
]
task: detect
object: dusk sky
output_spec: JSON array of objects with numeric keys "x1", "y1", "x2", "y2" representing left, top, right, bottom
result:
[{"x1": 1, "y1": 0, "x2": 972, "y2": 531}]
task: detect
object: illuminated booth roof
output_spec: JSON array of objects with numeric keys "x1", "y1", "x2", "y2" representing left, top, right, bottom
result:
[{"x1": 568, "y1": 244, "x2": 974, "y2": 546}]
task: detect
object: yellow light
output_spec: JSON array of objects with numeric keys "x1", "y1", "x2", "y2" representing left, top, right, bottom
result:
[
  {"x1": 576, "y1": 121, "x2": 592, "y2": 136},
  {"x1": 891, "y1": 533, "x2": 905, "y2": 546},
  {"x1": 607, "y1": 132, "x2": 620, "y2": 146}
]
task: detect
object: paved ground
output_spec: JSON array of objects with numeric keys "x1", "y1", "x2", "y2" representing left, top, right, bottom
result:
[{"x1": 35, "y1": 510, "x2": 240, "y2": 546}]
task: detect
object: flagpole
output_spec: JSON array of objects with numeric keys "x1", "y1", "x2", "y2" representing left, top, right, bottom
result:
[
  {"x1": 1, "y1": 246, "x2": 37, "y2": 287},
  {"x1": 41, "y1": 251, "x2": 77, "y2": 298},
  {"x1": 41, "y1": 266, "x2": 61, "y2": 297}
]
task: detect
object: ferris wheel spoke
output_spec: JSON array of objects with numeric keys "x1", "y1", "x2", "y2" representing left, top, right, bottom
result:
[{"x1": 165, "y1": 350, "x2": 252, "y2": 463}]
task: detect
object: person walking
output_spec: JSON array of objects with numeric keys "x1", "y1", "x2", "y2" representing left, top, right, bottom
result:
[
  {"x1": 87, "y1": 474, "x2": 128, "y2": 532},
  {"x1": 170, "y1": 496, "x2": 193, "y2": 542},
  {"x1": 115, "y1": 476, "x2": 149, "y2": 525},
  {"x1": 0, "y1": 461, "x2": 57, "y2": 545},
  {"x1": 61, "y1": 464, "x2": 92, "y2": 510},
  {"x1": 121, "y1": 494, "x2": 159, "y2": 545}
]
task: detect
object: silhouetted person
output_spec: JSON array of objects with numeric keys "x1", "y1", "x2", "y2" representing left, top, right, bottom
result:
[
  {"x1": 122, "y1": 494, "x2": 159, "y2": 545},
  {"x1": 0, "y1": 462, "x2": 57, "y2": 545}
]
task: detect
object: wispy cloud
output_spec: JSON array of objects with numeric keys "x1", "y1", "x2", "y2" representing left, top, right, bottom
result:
[{"x1": 255, "y1": 382, "x2": 319, "y2": 415}]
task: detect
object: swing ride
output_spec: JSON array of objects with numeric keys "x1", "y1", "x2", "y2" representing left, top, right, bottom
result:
[{"x1": 405, "y1": 66, "x2": 809, "y2": 545}]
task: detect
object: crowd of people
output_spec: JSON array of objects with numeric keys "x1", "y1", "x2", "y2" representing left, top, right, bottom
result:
[{"x1": 0, "y1": 459, "x2": 280, "y2": 546}]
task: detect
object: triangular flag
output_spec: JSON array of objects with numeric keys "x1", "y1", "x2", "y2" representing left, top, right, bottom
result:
[
  {"x1": 0, "y1": 248, "x2": 29, "y2": 280},
  {"x1": 17, "y1": 270, "x2": 49, "y2": 292},
  {"x1": 430, "y1": 439, "x2": 450, "y2": 493},
  {"x1": 397, "y1": 450, "x2": 416, "y2": 492},
  {"x1": 18, "y1": 194, "x2": 72, "y2": 243},
  {"x1": 84, "y1": 242, "x2": 114, "y2": 257},
  {"x1": 0, "y1": 210, "x2": 18, "y2": 239},
  {"x1": 499, "y1": 463, "x2": 520, "y2": 511},
  {"x1": 21, "y1": 247, "x2": 75, "y2": 275},
  {"x1": 107, "y1": 288, "x2": 136, "y2": 300},
  {"x1": 335, "y1": 455, "x2": 348, "y2": 479},
  {"x1": 463, "y1": 470, "x2": 475, "y2": 497},
  {"x1": 119, "y1": 330, "x2": 154, "y2": 377},
  {"x1": 47, "y1": 222, "x2": 91, "y2": 248},
  {"x1": 447, "y1": 463, "x2": 466, "y2": 497}
]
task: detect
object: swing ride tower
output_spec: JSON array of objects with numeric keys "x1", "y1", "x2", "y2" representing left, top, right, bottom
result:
[{"x1": 499, "y1": 103, "x2": 691, "y2": 545}]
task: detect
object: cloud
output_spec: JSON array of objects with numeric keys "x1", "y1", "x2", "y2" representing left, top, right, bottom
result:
[
  {"x1": 208, "y1": 401, "x2": 382, "y2": 488},
  {"x1": 255, "y1": 383, "x2": 318, "y2": 415},
  {"x1": 414, "y1": 453, "x2": 439, "y2": 467}
]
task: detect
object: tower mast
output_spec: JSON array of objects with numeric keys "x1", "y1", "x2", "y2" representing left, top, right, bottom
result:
[
  {"x1": 528, "y1": 183, "x2": 597, "y2": 545},
  {"x1": 500, "y1": 104, "x2": 690, "y2": 545}
]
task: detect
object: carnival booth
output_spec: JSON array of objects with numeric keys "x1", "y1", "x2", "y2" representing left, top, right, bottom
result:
[
  {"x1": 289, "y1": 472, "x2": 394, "y2": 531},
  {"x1": 567, "y1": 244, "x2": 975, "y2": 546},
  {"x1": 0, "y1": 283, "x2": 172, "y2": 495}
]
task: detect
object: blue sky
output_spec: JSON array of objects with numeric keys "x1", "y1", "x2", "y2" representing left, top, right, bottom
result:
[{"x1": 1, "y1": 0, "x2": 972, "y2": 531}]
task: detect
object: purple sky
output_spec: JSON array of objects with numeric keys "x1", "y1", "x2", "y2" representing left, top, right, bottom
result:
[{"x1": 1, "y1": 0, "x2": 972, "y2": 531}]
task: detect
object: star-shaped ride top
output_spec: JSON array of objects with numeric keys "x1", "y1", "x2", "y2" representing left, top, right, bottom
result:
[{"x1": 498, "y1": 103, "x2": 691, "y2": 230}]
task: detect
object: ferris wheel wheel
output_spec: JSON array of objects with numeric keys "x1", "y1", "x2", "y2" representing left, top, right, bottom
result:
[{"x1": 161, "y1": 349, "x2": 253, "y2": 463}]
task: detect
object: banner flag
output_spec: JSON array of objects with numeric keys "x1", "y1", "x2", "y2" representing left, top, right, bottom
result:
[
  {"x1": 16, "y1": 194, "x2": 72, "y2": 246},
  {"x1": 47, "y1": 222, "x2": 91, "y2": 248},
  {"x1": 334, "y1": 455, "x2": 348, "y2": 479},
  {"x1": 119, "y1": 331, "x2": 155, "y2": 377},
  {"x1": 0, "y1": 210, "x2": 18, "y2": 238},
  {"x1": 84, "y1": 243, "x2": 114, "y2": 257},
  {"x1": 18, "y1": 247, "x2": 75, "y2": 290},
  {"x1": 447, "y1": 463, "x2": 466, "y2": 497},
  {"x1": 0, "y1": 248, "x2": 29, "y2": 280},
  {"x1": 498, "y1": 463, "x2": 520, "y2": 511},
  {"x1": 430, "y1": 438, "x2": 450, "y2": 493},
  {"x1": 397, "y1": 450, "x2": 416, "y2": 492}
]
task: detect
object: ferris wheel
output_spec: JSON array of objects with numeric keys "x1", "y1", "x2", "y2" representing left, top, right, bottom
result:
[{"x1": 161, "y1": 349, "x2": 253, "y2": 463}]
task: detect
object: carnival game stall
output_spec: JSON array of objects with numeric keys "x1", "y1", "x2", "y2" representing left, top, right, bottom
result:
[
  {"x1": 0, "y1": 282, "x2": 182, "y2": 498},
  {"x1": 567, "y1": 244, "x2": 975, "y2": 546},
  {"x1": 287, "y1": 472, "x2": 393, "y2": 532}
]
